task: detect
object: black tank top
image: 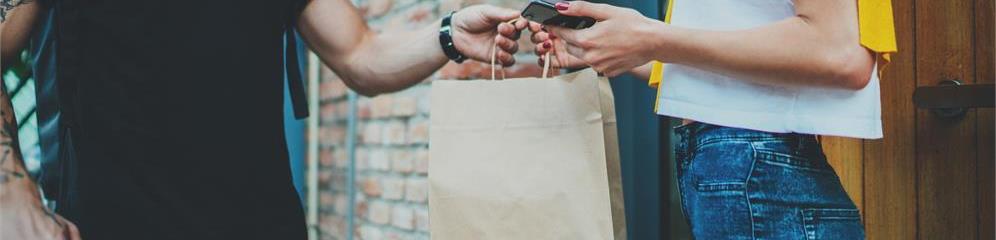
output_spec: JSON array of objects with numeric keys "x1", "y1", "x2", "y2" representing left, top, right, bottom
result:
[{"x1": 54, "y1": 0, "x2": 307, "y2": 239}]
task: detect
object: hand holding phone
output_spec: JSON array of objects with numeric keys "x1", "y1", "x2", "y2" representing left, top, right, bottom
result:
[{"x1": 521, "y1": 0, "x2": 596, "y2": 29}]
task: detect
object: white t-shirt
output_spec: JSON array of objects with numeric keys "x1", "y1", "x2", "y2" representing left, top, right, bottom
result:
[{"x1": 655, "y1": 0, "x2": 883, "y2": 139}]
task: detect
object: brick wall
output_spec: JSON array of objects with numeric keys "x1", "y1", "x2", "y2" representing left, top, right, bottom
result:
[{"x1": 313, "y1": 0, "x2": 543, "y2": 239}]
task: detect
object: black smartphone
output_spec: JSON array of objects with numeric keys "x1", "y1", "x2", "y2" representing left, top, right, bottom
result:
[{"x1": 521, "y1": 0, "x2": 596, "y2": 29}]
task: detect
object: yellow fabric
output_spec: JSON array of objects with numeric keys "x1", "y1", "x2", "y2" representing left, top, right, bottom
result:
[
  {"x1": 858, "y1": 0, "x2": 898, "y2": 73},
  {"x1": 650, "y1": 0, "x2": 675, "y2": 112},
  {"x1": 647, "y1": 0, "x2": 674, "y2": 90}
]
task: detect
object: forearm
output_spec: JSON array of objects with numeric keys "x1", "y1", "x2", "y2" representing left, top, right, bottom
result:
[
  {"x1": 649, "y1": 17, "x2": 874, "y2": 90},
  {"x1": 1, "y1": 0, "x2": 39, "y2": 71},
  {"x1": 0, "y1": 81, "x2": 35, "y2": 200},
  {"x1": 298, "y1": 0, "x2": 448, "y2": 96},
  {"x1": 627, "y1": 62, "x2": 653, "y2": 81},
  {"x1": 320, "y1": 23, "x2": 447, "y2": 96}
]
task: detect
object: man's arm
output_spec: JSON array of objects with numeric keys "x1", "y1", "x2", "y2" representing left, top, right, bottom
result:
[
  {"x1": 297, "y1": 0, "x2": 525, "y2": 96},
  {"x1": 0, "y1": 2, "x2": 81, "y2": 239},
  {"x1": 1, "y1": 0, "x2": 40, "y2": 71},
  {"x1": 546, "y1": 0, "x2": 876, "y2": 90}
]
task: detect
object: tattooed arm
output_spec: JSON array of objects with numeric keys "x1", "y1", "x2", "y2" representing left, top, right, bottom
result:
[
  {"x1": 0, "y1": 2, "x2": 79, "y2": 239},
  {"x1": 1, "y1": 0, "x2": 39, "y2": 71},
  {"x1": 0, "y1": 84, "x2": 80, "y2": 240}
]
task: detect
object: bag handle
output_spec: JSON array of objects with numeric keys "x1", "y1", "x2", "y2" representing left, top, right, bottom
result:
[{"x1": 490, "y1": 21, "x2": 555, "y2": 80}]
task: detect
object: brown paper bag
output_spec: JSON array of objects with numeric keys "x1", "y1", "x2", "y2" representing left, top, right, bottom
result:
[{"x1": 429, "y1": 67, "x2": 626, "y2": 240}]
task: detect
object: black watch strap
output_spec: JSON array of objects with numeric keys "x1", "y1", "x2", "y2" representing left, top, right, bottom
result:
[{"x1": 439, "y1": 11, "x2": 467, "y2": 64}]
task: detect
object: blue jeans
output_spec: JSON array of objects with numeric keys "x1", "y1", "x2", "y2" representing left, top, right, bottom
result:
[{"x1": 674, "y1": 123, "x2": 865, "y2": 240}]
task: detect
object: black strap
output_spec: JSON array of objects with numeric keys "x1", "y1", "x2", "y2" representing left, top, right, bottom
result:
[{"x1": 285, "y1": 29, "x2": 309, "y2": 119}]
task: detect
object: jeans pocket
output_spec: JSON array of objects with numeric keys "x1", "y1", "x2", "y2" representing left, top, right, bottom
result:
[
  {"x1": 754, "y1": 149, "x2": 835, "y2": 174},
  {"x1": 801, "y1": 208, "x2": 865, "y2": 240}
]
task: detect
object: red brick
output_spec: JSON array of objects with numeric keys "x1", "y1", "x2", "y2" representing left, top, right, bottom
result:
[
  {"x1": 363, "y1": 0, "x2": 393, "y2": 19},
  {"x1": 415, "y1": 208, "x2": 430, "y2": 232},
  {"x1": 383, "y1": 120, "x2": 407, "y2": 145},
  {"x1": 371, "y1": 96, "x2": 394, "y2": 119},
  {"x1": 334, "y1": 193, "x2": 349, "y2": 214},
  {"x1": 439, "y1": 0, "x2": 463, "y2": 13},
  {"x1": 408, "y1": 118, "x2": 429, "y2": 144},
  {"x1": 361, "y1": 122, "x2": 382, "y2": 145},
  {"x1": 382, "y1": 178, "x2": 406, "y2": 200},
  {"x1": 356, "y1": 147, "x2": 369, "y2": 170},
  {"x1": 359, "y1": 225, "x2": 384, "y2": 240},
  {"x1": 382, "y1": 2, "x2": 437, "y2": 31},
  {"x1": 334, "y1": 148, "x2": 348, "y2": 169},
  {"x1": 357, "y1": 98, "x2": 372, "y2": 119},
  {"x1": 405, "y1": 179, "x2": 427, "y2": 203},
  {"x1": 392, "y1": 95, "x2": 417, "y2": 117},
  {"x1": 320, "y1": 79, "x2": 348, "y2": 101},
  {"x1": 416, "y1": 89, "x2": 430, "y2": 115},
  {"x1": 414, "y1": 147, "x2": 429, "y2": 175},
  {"x1": 318, "y1": 215, "x2": 346, "y2": 239},
  {"x1": 319, "y1": 148, "x2": 334, "y2": 167},
  {"x1": 319, "y1": 191, "x2": 335, "y2": 209},
  {"x1": 355, "y1": 198, "x2": 369, "y2": 220},
  {"x1": 369, "y1": 148, "x2": 391, "y2": 171},
  {"x1": 320, "y1": 65, "x2": 338, "y2": 82},
  {"x1": 320, "y1": 126, "x2": 345, "y2": 146},
  {"x1": 361, "y1": 178, "x2": 382, "y2": 197},
  {"x1": 368, "y1": 202, "x2": 391, "y2": 224},
  {"x1": 391, "y1": 150, "x2": 413, "y2": 173},
  {"x1": 320, "y1": 103, "x2": 336, "y2": 121},
  {"x1": 391, "y1": 206, "x2": 415, "y2": 230},
  {"x1": 319, "y1": 170, "x2": 333, "y2": 186}
]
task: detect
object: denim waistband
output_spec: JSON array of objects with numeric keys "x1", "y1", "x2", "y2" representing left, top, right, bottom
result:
[{"x1": 674, "y1": 122, "x2": 819, "y2": 158}]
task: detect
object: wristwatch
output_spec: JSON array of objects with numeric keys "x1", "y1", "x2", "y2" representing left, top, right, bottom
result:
[{"x1": 439, "y1": 11, "x2": 468, "y2": 64}]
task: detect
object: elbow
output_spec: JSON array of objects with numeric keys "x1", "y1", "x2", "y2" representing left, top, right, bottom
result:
[
  {"x1": 341, "y1": 75, "x2": 385, "y2": 97},
  {"x1": 819, "y1": 46, "x2": 875, "y2": 90}
]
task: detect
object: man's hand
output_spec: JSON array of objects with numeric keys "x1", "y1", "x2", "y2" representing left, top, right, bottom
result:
[
  {"x1": 0, "y1": 184, "x2": 81, "y2": 240},
  {"x1": 535, "y1": 1, "x2": 661, "y2": 77},
  {"x1": 451, "y1": 5, "x2": 528, "y2": 66}
]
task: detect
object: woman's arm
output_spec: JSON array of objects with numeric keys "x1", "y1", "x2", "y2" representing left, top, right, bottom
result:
[{"x1": 545, "y1": 0, "x2": 876, "y2": 90}]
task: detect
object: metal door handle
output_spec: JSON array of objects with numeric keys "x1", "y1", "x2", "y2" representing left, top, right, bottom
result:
[{"x1": 913, "y1": 80, "x2": 995, "y2": 118}]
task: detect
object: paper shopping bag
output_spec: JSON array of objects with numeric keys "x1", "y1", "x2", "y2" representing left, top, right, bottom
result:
[{"x1": 429, "y1": 68, "x2": 626, "y2": 240}]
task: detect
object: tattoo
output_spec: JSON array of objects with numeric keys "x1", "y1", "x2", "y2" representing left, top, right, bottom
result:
[
  {"x1": 0, "y1": 89, "x2": 26, "y2": 184},
  {"x1": 1, "y1": 0, "x2": 34, "y2": 22}
]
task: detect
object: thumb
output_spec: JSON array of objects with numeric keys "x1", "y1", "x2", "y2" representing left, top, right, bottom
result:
[
  {"x1": 479, "y1": 5, "x2": 520, "y2": 24},
  {"x1": 555, "y1": 1, "x2": 611, "y2": 21}
]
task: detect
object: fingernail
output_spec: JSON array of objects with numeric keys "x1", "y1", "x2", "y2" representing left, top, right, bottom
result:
[
  {"x1": 543, "y1": 42, "x2": 552, "y2": 49},
  {"x1": 555, "y1": 2, "x2": 569, "y2": 11}
]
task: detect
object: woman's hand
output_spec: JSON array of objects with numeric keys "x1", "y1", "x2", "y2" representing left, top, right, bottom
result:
[
  {"x1": 537, "y1": 1, "x2": 663, "y2": 77},
  {"x1": 529, "y1": 21, "x2": 585, "y2": 70}
]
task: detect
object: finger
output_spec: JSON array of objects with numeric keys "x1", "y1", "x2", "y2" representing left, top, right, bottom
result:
[
  {"x1": 495, "y1": 35, "x2": 518, "y2": 53},
  {"x1": 546, "y1": 26, "x2": 582, "y2": 46},
  {"x1": 497, "y1": 51, "x2": 515, "y2": 66},
  {"x1": 64, "y1": 221, "x2": 81, "y2": 240},
  {"x1": 535, "y1": 42, "x2": 552, "y2": 56},
  {"x1": 498, "y1": 22, "x2": 516, "y2": 38},
  {"x1": 513, "y1": 17, "x2": 529, "y2": 31},
  {"x1": 479, "y1": 5, "x2": 520, "y2": 24},
  {"x1": 555, "y1": 1, "x2": 612, "y2": 21},
  {"x1": 538, "y1": 54, "x2": 564, "y2": 69},
  {"x1": 527, "y1": 21, "x2": 544, "y2": 33},
  {"x1": 563, "y1": 43, "x2": 586, "y2": 63},
  {"x1": 531, "y1": 31, "x2": 550, "y2": 44}
]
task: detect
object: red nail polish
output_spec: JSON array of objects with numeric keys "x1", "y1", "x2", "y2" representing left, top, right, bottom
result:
[
  {"x1": 543, "y1": 42, "x2": 552, "y2": 49},
  {"x1": 555, "y1": 2, "x2": 569, "y2": 11}
]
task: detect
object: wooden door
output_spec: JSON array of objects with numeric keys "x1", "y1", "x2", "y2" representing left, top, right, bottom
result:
[{"x1": 822, "y1": 0, "x2": 995, "y2": 239}]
